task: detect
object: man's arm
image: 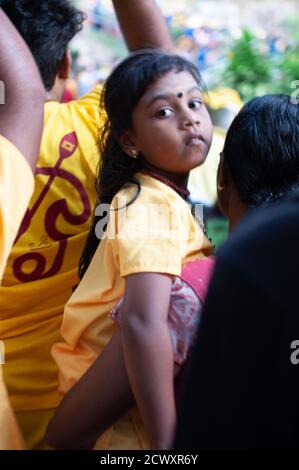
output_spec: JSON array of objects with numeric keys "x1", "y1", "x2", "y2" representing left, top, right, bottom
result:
[
  {"x1": 112, "y1": 0, "x2": 174, "y2": 52},
  {"x1": 0, "y1": 9, "x2": 45, "y2": 171}
]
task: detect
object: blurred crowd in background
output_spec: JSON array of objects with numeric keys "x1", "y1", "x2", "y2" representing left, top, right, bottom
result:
[{"x1": 70, "y1": 0, "x2": 299, "y2": 102}]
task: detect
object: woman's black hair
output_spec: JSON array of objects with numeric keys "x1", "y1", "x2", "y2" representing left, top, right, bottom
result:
[
  {"x1": 79, "y1": 50, "x2": 205, "y2": 279},
  {"x1": 223, "y1": 94, "x2": 299, "y2": 208}
]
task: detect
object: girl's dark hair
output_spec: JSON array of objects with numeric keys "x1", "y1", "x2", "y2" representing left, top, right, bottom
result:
[
  {"x1": 79, "y1": 50, "x2": 205, "y2": 279},
  {"x1": 223, "y1": 94, "x2": 299, "y2": 208}
]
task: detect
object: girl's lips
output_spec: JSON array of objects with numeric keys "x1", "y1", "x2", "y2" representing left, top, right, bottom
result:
[
  {"x1": 185, "y1": 132, "x2": 205, "y2": 146},
  {"x1": 188, "y1": 137, "x2": 204, "y2": 146}
]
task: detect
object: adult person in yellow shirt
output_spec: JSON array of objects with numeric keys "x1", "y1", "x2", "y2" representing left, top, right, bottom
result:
[
  {"x1": 0, "y1": 0, "x2": 174, "y2": 450},
  {"x1": 0, "y1": 9, "x2": 45, "y2": 449}
]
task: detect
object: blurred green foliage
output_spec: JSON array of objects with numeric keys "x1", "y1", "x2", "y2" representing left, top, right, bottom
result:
[
  {"x1": 223, "y1": 30, "x2": 271, "y2": 101},
  {"x1": 223, "y1": 26, "x2": 299, "y2": 101},
  {"x1": 272, "y1": 48, "x2": 299, "y2": 94}
]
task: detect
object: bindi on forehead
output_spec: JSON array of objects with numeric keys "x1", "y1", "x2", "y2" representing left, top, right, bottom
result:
[{"x1": 177, "y1": 92, "x2": 183, "y2": 98}]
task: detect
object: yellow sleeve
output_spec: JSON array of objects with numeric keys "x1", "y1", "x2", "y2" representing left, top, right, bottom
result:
[
  {"x1": 64, "y1": 84, "x2": 106, "y2": 175},
  {"x1": 72, "y1": 84, "x2": 106, "y2": 130},
  {"x1": 109, "y1": 186, "x2": 185, "y2": 277},
  {"x1": 0, "y1": 135, "x2": 34, "y2": 281}
]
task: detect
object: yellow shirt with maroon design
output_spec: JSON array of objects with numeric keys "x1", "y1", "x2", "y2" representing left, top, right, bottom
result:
[{"x1": 0, "y1": 86, "x2": 104, "y2": 423}]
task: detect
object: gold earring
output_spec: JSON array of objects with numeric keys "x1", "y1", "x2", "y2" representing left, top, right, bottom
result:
[
  {"x1": 217, "y1": 183, "x2": 225, "y2": 191},
  {"x1": 131, "y1": 149, "x2": 138, "y2": 159}
]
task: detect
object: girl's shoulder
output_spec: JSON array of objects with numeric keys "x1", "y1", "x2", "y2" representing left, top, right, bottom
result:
[
  {"x1": 110, "y1": 173, "x2": 198, "y2": 238},
  {"x1": 111, "y1": 173, "x2": 181, "y2": 210}
]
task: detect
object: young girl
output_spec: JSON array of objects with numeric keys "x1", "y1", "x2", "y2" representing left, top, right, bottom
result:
[{"x1": 48, "y1": 51, "x2": 214, "y2": 450}]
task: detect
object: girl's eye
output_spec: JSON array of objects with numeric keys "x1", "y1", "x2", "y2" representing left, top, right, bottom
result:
[
  {"x1": 189, "y1": 99, "x2": 202, "y2": 109},
  {"x1": 156, "y1": 108, "x2": 173, "y2": 118}
]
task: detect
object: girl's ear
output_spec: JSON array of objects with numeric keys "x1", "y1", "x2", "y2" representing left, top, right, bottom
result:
[{"x1": 119, "y1": 130, "x2": 140, "y2": 159}]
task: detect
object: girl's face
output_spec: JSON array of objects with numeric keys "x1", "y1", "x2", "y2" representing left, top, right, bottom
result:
[{"x1": 129, "y1": 70, "x2": 213, "y2": 174}]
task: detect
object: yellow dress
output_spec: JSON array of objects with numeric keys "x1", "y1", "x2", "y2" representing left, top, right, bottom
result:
[{"x1": 52, "y1": 173, "x2": 212, "y2": 449}]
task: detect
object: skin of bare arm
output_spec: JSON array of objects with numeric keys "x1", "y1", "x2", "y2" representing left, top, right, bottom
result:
[
  {"x1": 112, "y1": 0, "x2": 174, "y2": 52},
  {"x1": 0, "y1": 9, "x2": 45, "y2": 170},
  {"x1": 121, "y1": 272, "x2": 176, "y2": 450},
  {"x1": 46, "y1": 273, "x2": 177, "y2": 450}
]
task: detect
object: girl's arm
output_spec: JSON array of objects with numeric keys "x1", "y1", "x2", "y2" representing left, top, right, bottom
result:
[
  {"x1": 121, "y1": 272, "x2": 176, "y2": 450},
  {"x1": 47, "y1": 273, "x2": 176, "y2": 450},
  {"x1": 46, "y1": 328, "x2": 134, "y2": 450}
]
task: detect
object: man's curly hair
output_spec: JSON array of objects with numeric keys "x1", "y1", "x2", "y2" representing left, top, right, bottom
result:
[{"x1": 0, "y1": 0, "x2": 85, "y2": 90}]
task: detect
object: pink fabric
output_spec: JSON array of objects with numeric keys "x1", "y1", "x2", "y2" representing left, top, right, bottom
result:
[
  {"x1": 165, "y1": 276, "x2": 202, "y2": 364},
  {"x1": 110, "y1": 256, "x2": 216, "y2": 365},
  {"x1": 181, "y1": 256, "x2": 216, "y2": 303}
]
